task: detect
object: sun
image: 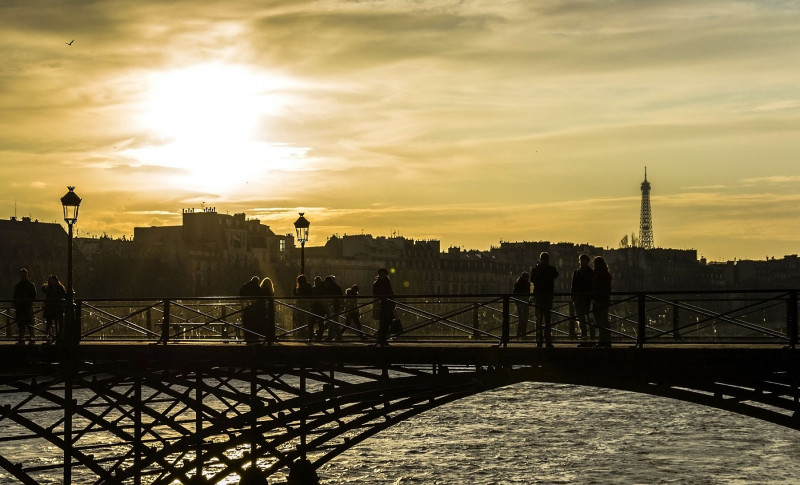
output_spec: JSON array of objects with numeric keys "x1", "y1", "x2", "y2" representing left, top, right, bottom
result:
[{"x1": 134, "y1": 62, "x2": 296, "y2": 191}]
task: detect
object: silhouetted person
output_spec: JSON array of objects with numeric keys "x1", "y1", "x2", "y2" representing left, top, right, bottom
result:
[
  {"x1": 571, "y1": 254, "x2": 594, "y2": 345},
  {"x1": 41, "y1": 274, "x2": 66, "y2": 343},
  {"x1": 345, "y1": 284, "x2": 366, "y2": 340},
  {"x1": 260, "y1": 277, "x2": 276, "y2": 344},
  {"x1": 372, "y1": 268, "x2": 394, "y2": 346},
  {"x1": 294, "y1": 274, "x2": 313, "y2": 338},
  {"x1": 13, "y1": 268, "x2": 36, "y2": 344},
  {"x1": 532, "y1": 252, "x2": 558, "y2": 348},
  {"x1": 309, "y1": 276, "x2": 327, "y2": 340},
  {"x1": 239, "y1": 276, "x2": 262, "y2": 344},
  {"x1": 592, "y1": 256, "x2": 613, "y2": 348},
  {"x1": 513, "y1": 272, "x2": 531, "y2": 340},
  {"x1": 323, "y1": 275, "x2": 344, "y2": 340}
]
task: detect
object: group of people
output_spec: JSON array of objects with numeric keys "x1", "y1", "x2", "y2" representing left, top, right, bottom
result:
[
  {"x1": 292, "y1": 273, "x2": 354, "y2": 341},
  {"x1": 290, "y1": 267, "x2": 395, "y2": 344},
  {"x1": 12, "y1": 268, "x2": 68, "y2": 344},
  {"x1": 238, "y1": 275, "x2": 276, "y2": 344},
  {"x1": 513, "y1": 252, "x2": 613, "y2": 348},
  {"x1": 571, "y1": 254, "x2": 613, "y2": 347},
  {"x1": 10, "y1": 261, "x2": 610, "y2": 347}
]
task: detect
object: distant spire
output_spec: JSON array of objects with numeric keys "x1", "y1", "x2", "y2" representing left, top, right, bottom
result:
[{"x1": 639, "y1": 167, "x2": 654, "y2": 249}]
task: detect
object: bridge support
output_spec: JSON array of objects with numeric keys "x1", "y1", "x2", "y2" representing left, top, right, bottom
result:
[
  {"x1": 0, "y1": 344, "x2": 797, "y2": 483},
  {"x1": 287, "y1": 457, "x2": 319, "y2": 484}
]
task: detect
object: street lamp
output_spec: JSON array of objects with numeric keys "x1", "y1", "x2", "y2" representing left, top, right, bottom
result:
[
  {"x1": 60, "y1": 186, "x2": 81, "y2": 345},
  {"x1": 293, "y1": 213, "x2": 310, "y2": 275}
]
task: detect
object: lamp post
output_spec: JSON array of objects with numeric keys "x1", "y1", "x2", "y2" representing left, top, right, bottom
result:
[
  {"x1": 60, "y1": 186, "x2": 81, "y2": 345},
  {"x1": 293, "y1": 213, "x2": 310, "y2": 275}
]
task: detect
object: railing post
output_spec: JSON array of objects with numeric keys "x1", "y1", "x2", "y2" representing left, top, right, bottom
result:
[
  {"x1": 637, "y1": 292, "x2": 646, "y2": 348},
  {"x1": 501, "y1": 295, "x2": 510, "y2": 347},
  {"x1": 788, "y1": 290, "x2": 798, "y2": 350},
  {"x1": 472, "y1": 303, "x2": 480, "y2": 340},
  {"x1": 161, "y1": 300, "x2": 170, "y2": 344},
  {"x1": 221, "y1": 305, "x2": 229, "y2": 343},
  {"x1": 5, "y1": 307, "x2": 11, "y2": 338},
  {"x1": 267, "y1": 298, "x2": 276, "y2": 344},
  {"x1": 74, "y1": 299, "x2": 82, "y2": 344},
  {"x1": 672, "y1": 301, "x2": 680, "y2": 340},
  {"x1": 568, "y1": 300, "x2": 577, "y2": 339}
]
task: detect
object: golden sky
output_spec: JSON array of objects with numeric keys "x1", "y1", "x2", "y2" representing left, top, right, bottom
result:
[{"x1": 2, "y1": 1, "x2": 799, "y2": 262}]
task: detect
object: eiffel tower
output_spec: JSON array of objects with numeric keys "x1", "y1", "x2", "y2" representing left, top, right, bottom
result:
[{"x1": 640, "y1": 167, "x2": 654, "y2": 249}]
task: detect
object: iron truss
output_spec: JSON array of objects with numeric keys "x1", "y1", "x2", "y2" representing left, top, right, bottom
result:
[
  {"x1": 0, "y1": 345, "x2": 798, "y2": 484},
  {"x1": 0, "y1": 350, "x2": 520, "y2": 484}
]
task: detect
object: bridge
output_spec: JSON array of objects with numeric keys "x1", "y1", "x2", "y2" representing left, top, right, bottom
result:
[{"x1": 1, "y1": 290, "x2": 798, "y2": 484}]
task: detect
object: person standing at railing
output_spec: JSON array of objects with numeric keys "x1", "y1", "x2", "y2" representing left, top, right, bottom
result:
[
  {"x1": 532, "y1": 252, "x2": 559, "y2": 348},
  {"x1": 571, "y1": 254, "x2": 595, "y2": 346},
  {"x1": 344, "y1": 284, "x2": 367, "y2": 340},
  {"x1": 260, "y1": 277, "x2": 276, "y2": 344},
  {"x1": 13, "y1": 268, "x2": 36, "y2": 345},
  {"x1": 513, "y1": 272, "x2": 532, "y2": 340},
  {"x1": 323, "y1": 275, "x2": 344, "y2": 340},
  {"x1": 592, "y1": 256, "x2": 613, "y2": 348},
  {"x1": 239, "y1": 276, "x2": 262, "y2": 344},
  {"x1": 41, "y1": 275, "x2": 66, "y2": 344},
  {"x1": 294, "y1": 275, "x2": 313, "y2": 338},
  {"x1": 309, "y1": 276, "x2": 328, "y2": 340},
  {"x1": 373, "y1": 268, "x2": 394, "y2": 346}
]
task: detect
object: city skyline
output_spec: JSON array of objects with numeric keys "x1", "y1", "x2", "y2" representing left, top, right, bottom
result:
[{"x1": 2, "y1": 1, "x2": 800, "y2": 262}]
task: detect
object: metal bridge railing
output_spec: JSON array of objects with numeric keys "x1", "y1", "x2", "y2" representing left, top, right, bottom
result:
[{"x1": 1, "y1": 289, "x2": 797, "y2": 348}]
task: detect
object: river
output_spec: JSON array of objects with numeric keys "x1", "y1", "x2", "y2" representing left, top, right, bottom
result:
[{"x1": 320, "y1": 382, "x2": 800, "y2": 484}]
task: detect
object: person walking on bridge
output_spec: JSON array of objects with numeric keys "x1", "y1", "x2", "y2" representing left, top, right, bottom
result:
[
  {"x1": 323, "y1": 275, "x2": 344, "y2": 340},
  {"x1": 571, "y1": 254, "x2": 594, "y2": 346},
  {"x1": 344, "y1": 284, "x2": 366, "y2": 340},
  {"x1": 513, "y1": 272, "x2": 531, "y2": 340},
  {"x1": 372, "y1": 268, "x2": 394, "y2": 346},
  {"x1": 41, "y1": 274, "x2": 66, "y2": 343},
  {"x1": 532, "y1": 252, "x2": 558, "y2": 348},
  {"x1": 13, "y1": 268, "x2": 36, "y2": 345}
]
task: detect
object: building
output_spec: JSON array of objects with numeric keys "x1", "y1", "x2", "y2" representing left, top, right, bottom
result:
[
  {"x1": 0, "y1": 217, "x2": 67, "y2": 299},
  {"x1": 4, "y1": 212, "x2": 800, "y2": 300},
  {"x1": 132, "y1": 208, "x2": 296, "y2": 296}
]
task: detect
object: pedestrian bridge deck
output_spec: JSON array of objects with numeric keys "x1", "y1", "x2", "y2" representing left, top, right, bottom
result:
[{"x1": 0, "y1": 291, "x2": 798, "y2": 483}]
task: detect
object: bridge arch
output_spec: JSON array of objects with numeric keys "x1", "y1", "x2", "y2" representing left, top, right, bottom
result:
[{"x1": 0, "y1": 344, "x2": 798, "y2": 484}]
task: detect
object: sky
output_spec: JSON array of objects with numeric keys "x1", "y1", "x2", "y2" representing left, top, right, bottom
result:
[{"x1": 2, "y1": 0, "x2": 800, "y2": 262}]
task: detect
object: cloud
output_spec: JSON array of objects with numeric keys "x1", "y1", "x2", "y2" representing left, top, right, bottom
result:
[{"x1": 741, "y1": 175, "x2": 800, "y2": 185}]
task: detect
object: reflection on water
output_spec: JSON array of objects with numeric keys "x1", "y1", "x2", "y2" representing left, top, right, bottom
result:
[
  {"x1": 1, "y1": 383, "x2": 799, "y2": 484},
  {"x1": 323, "y1": 383, "x2": 800, "y2": 484}
]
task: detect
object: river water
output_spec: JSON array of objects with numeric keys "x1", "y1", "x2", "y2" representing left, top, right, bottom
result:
[{"x1": 320, "y1": 382, "x2": 800, "y2": 484}]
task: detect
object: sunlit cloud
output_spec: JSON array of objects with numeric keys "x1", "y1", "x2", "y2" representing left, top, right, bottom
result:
[{"x1": 741, "y1": 175, "x2": 800, "y2": 185}]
